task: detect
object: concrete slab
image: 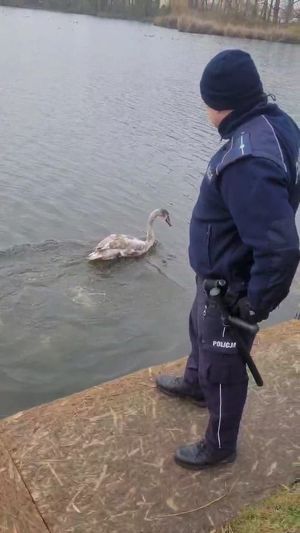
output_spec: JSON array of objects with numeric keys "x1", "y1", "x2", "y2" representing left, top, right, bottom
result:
[{"x1": 0, "y1": 320, "x2": 299, "y2": 532}]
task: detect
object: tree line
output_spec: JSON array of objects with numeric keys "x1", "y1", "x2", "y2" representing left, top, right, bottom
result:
[
  {"x1": 187, "y1": 1, "x2": 300, "y2": 24},
  {"x1": 1, "y1": 0, "x2": 299, "y2": 22}
]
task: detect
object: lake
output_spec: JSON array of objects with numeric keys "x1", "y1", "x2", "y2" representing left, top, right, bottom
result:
[{"x1": 0, "y1": 6, "x2": 299, "y2": 417}]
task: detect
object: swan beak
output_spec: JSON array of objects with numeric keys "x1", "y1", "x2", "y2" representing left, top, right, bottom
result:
[{"x1": 165, "y1": 215, "x2": 172, "y2": 227}]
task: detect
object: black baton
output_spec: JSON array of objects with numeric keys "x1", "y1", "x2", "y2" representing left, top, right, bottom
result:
[{"x1": 203, "y1": 279, "x2": 264, "y2": 387}]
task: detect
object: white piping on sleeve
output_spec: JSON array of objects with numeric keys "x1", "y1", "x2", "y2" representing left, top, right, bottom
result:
[{"x1": 262, "y1": 115, "x2": 288, "y2": 172}]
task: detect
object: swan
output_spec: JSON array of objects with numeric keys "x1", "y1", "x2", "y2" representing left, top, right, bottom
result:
[{"x1": 88, "y1": 208, "x2": 172, "y2": 261}]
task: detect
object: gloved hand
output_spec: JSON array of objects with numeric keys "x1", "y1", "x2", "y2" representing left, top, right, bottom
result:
[{"x1": 232, "y1": 297, "x2": 269, "y2": 324}]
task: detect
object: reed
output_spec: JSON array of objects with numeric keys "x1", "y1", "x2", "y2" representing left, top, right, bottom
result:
[{"x1": 154, "y1": 14, "x2": 300, "y2": 43}]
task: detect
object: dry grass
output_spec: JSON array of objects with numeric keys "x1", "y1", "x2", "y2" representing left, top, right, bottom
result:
[{"x1": 154, "y1": 14, "x2": 300, "y2": 44}]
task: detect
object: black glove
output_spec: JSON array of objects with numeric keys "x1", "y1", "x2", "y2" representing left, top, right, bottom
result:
[{"x1": 232, "y1": 297, "x2": 269, "y2": 324}]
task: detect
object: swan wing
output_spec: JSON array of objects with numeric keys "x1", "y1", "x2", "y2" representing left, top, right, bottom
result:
[
  {"x1": 94, "y1": 234, "x2": 146, "y2": 251},
  {"x1": 93, "y1": 234, "x2": 119, "y2": 250}
]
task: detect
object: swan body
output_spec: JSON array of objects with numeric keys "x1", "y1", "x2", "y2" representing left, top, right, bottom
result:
[{"x1": 88, "y1": 208, "x2": 171, "y2": 261}]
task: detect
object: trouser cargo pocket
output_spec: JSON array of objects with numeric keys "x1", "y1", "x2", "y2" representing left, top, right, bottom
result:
[
  {"x1": 199, "y1": 305, "x2": 248, "y2": 385},
  {"x1": 201, "y1": 353, "x2": 248, "y2": 385},
  {"x1": 200, "y1": 305, "x2": 238, "y2": 356}
]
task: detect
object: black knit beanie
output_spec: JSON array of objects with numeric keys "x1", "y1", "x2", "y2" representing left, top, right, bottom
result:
[{"x1": 200, "y1": 49, "x2": 264, "y2": 111}]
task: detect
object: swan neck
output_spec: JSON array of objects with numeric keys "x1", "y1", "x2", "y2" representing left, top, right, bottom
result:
[{"x1": 146, "y1": 211, "x2": 157, "y2": 243}]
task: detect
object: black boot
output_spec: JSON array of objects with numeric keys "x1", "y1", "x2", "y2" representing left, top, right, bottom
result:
[
  {"x1": 175, "y1": 439, "x2": 236, "y2": 470},
  {"x1": 156, "y1": 375, "x2": 207, "y2": 406}
]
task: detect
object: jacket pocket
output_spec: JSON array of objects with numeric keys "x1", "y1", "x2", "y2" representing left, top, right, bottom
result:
[{"x1": 189, "y1": 220, "x2": 212, "y2": 272}]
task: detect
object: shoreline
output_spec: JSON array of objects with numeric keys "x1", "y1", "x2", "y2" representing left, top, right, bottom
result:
[{"x1": 1, "y1": 3, "x2": 299, "y2": 44}]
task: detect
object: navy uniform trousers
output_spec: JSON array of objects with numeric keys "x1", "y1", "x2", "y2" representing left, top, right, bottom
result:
[{"x1": 184, "y1": 278, "x2": 256, "y2": 453}]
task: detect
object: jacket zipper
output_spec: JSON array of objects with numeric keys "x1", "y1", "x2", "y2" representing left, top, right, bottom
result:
[{"x1": 207, "y1": 224, "x2": 212, "y2": 268}]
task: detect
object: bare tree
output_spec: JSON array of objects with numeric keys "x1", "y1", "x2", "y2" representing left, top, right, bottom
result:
[
  {"x1": 267, "y1": 0, "x2": 274, "y2": 21},
  {"x1": 285, "y1": 0, "x2": 295, "y2": 22},
  {"x1": 273, "y1": 0, "x2": 281, "y2": 23},
  {"x1": 251, "y1": 0, "x2": 259, "y2": 17},
  {"x1": 260, "y1": 0, "x2": 268, "y2": 20}
]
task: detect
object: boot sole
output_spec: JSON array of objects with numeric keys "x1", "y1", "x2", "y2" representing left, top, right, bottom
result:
[
  {"x1": 174, "y1": 452, "x2": 236, "y2": 470},
  {"x1": 156, "y1": 384, "x2": 207, "y2": 407}
]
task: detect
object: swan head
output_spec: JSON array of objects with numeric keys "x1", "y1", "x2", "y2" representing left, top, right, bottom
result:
[{"x1": 152, "y1": 208, "x2": 172, "y2": 226}]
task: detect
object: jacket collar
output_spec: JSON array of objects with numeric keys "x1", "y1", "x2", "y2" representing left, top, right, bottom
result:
[{"x1": 218, "y1": 99, "x2": 279, "y2": 139}]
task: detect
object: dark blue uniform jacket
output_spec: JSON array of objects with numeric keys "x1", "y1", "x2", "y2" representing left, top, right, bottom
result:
[{"x1": 189, "y1": 103, "x2": 300, "y2": 318}]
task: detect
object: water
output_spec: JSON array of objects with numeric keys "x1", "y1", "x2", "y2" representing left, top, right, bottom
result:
[{"x1": 0, "y1": 7, "x2": 299, "y2": 417}]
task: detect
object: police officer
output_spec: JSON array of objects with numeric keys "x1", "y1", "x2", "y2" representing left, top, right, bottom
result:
[{"x1": 156, "y1": 50, "x2": 300, "y2": 469}]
